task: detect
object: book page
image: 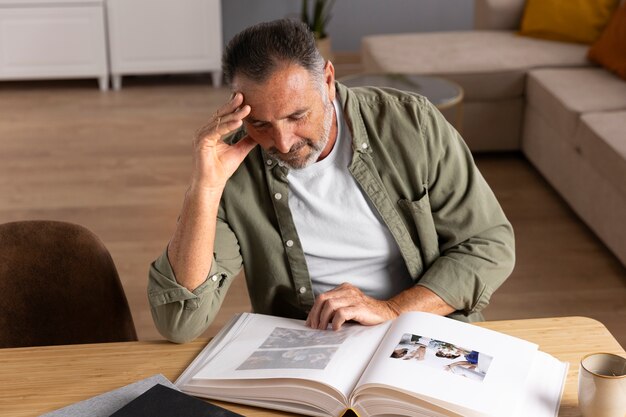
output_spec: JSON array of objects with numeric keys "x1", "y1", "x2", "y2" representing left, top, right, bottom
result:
[
  {"x1": 352, "y1": 312, "x2": 538, "y2": 417},
  {"x1": 192, "y1": 313, "x2": 391, "y2": 399},
  {"x1": 513, "y1": 351, "x2": 568, "y2": 417}
]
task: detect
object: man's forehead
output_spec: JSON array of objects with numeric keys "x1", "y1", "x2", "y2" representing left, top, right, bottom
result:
[
  {"x1": 233, "y1": 65, "x2": 316, "y2": 97},
  {"x1": 235, "y1": 70, "x2": 320, "y2": 121},
  {"x1": 245, "y1": 100, "x2": 310, "y2": 123}
]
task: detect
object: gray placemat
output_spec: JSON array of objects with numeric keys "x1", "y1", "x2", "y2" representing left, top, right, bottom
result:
[{"x1": 40, "y1": 374, "x2": 177, "y2": 417}]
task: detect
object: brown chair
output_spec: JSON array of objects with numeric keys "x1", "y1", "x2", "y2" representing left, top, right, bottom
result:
[{"x1": 0, "y1": 220, "x2": 137, "y2": 348}]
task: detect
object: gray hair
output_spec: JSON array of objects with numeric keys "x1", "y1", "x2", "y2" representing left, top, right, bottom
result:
[{"x1": 222, "y1": 18, "x2": 326, "y2": 87}]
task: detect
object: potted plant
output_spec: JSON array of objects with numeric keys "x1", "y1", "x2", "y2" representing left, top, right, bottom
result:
[{"x1": 301, "y1": 0, "x2": 336, "y2": 60}]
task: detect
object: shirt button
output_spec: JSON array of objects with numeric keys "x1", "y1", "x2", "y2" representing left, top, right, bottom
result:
[
  {"x1": 361, "y1": 143, "x2": 368, "y2": 150},
  {"x1": 210, "y1": 274, "x2": 219, "y2": 282},
  {"x1": 266, "y1": 159, "x2": 273, "y2": 166},
  {"x1": 274, "y1": 193, "x2": 282, "y2": 200},
  {"x1": 286, "y1": 239, "x2": 294, "y2": 247},
  {"x1": 299, "y1": 286, "x2": 307, "y2": 294}
]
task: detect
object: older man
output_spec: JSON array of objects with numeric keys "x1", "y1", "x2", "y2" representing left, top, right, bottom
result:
[{"x1": 148, "y1": 19, "x2": 515, "y2": 343}]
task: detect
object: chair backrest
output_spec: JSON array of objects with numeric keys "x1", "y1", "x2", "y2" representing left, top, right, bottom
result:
[
  {"x1": 474, "y1": 0, "x2": 527, "y2": 30},
  {"x1": 0, "y1": 220, "x2": 137, "y2": 348}
]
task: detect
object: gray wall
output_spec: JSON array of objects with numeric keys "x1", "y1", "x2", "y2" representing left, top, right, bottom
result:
[{"x1": 221, "y1": 0, "x2": 474, "y2": 52}]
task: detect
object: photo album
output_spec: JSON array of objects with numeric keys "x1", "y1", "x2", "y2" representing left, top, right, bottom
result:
[{"x1": 175, "y1": 312, "x2": 568, "y2": 417}]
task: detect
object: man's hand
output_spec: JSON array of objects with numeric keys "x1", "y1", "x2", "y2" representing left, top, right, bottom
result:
[
  {"x1": 168, "y1": 93, "x2": 256, "y2": 292},
  {"x1": 305, "y1": 283, "x2": 456, "y2": 331},
  {"x1": 305, "y1": 283, "x2": 401, "y2": 331},
  {"x1": 191, "y1": 92, "x2": 256, "y2": 193}
]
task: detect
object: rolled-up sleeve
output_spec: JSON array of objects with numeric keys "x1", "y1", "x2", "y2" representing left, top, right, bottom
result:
[
  {"x1": 147, "y1": 206, "x2": 243, "y2": 343},
  {"x1": 415, "y1": 102, "x2": 515, "y2": 318}
]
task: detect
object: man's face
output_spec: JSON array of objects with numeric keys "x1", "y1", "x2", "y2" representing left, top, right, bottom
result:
[{"x1": 232, "y1": 62, "x2": 336, "y2": 170}]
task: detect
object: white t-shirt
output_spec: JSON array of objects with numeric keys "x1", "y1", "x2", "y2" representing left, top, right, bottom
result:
[{"x1": 287, "y1": 99, "x2": 413, "y2": 299}]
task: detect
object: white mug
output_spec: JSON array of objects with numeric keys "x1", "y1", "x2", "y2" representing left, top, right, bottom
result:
[{"x1": 578, "y1": 352, "x2": 626, "y2": 417}]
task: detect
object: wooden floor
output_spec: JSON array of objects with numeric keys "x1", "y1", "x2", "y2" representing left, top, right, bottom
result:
[{"x1": 1, "y1": 73, "x2": 624, "y2": 348}]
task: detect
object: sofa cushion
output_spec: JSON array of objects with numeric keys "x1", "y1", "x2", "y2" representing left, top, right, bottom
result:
[
  {"x1": 361, "y1": 31, "x2": 589, "y2": 100},
  {"x1": 526, "y1": 68, "x2": 626, "y2": 141},
  {"x1": 519, "y1": 0, "x2": 620, "y2": 44},
  {"x1": 588, "y1": 2, "x2": 626, "y2": 80},
  {"x1": 523, "y1": 105, "x2": 626, "y2": 265},
  {"x1": 474, "y1": 0, "x2": 526, "y2": 30},
  {"x1": 577, "y1": 111, "x2": 626, "y2": 197}
]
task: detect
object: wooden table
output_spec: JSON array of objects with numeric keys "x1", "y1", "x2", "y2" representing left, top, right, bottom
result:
[{"x1": 1, "y1": 316, "x2": 624, "y2": 417}]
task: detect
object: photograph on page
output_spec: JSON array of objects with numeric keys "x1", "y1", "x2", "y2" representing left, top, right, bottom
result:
[
  {"x1": 389, "y1": 333, "x2": 493, "y2": 382},
  {"x1": 192, "y1": 314, "x2": 391, "y2": 397},
  {"x1": 237, "y1": 327, "x2": 351, "y2": 371},
  {"x1": 353, "y1": 312, "x2": 538, "y2": 417}
]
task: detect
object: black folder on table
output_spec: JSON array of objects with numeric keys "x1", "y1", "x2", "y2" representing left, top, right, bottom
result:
[{"x1": 108, "y1": 383, "x2": 243, "y2": 417}]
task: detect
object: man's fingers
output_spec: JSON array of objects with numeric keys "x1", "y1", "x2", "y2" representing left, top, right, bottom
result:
[
  {"x1": 196, "y1": 91, "x2": 248, "y2": 143},
  {"x1": 306, "y1": 300, "x2": 322, "y2": 329},
  {"x1": 213, "y1": 92, "x2": 245, "y2": 118},
  {"x1": 218, "y1": 105, "x2": 249, "y2": 133},
  {"x1": 331, "y1": 306, "x2": 359, "y2": 331},
  {"x1": 307, "y1": 283, "x2": 362, "y2": 329},
  {"x1": 307, "y1": 281, "x2": 401, "y2": 331},
  {"x1": 195, "y1": 104, "x2": 251, "y2": 147},
  {"x1": 317, "y1": 296, "x2": 352, "y2": 330},
  {"x1": 307, "y1": 295, "x2": 329, "y2": 329}
]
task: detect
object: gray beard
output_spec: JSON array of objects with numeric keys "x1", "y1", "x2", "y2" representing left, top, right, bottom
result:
[{"x1": 270, "y1": 99, "x2": 334, "y2": 170}]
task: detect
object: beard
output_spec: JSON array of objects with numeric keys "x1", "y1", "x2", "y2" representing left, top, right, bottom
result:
[{"x1": 267, "y1": 98, "x2": 334, "y2": 170}]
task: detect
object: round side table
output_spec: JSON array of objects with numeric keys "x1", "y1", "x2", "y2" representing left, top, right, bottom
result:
[{"x1": 339, "y1": 73, "x2": 464, "y2": 131}]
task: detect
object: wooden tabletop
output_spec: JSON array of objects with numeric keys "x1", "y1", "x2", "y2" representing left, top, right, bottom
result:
[{"x1": 1, "y1": 316, "x2": 624, "y2": 417}]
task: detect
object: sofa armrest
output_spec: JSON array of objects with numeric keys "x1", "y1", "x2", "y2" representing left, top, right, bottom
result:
[{"x1": 474, "y1": 0, "x2": 526, "y2": 30}]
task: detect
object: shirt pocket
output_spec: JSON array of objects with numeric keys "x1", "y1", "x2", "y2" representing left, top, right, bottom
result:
[{"x1": 398, "y1": 192, "x2": 440, "y2": 269}]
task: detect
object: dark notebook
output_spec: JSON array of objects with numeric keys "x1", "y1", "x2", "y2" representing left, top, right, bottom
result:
[{"x1": 109, "y1": 383, "x2": 244, "y2": 417}]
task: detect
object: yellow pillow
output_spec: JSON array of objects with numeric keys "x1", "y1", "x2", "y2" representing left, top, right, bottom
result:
[{"x1": 519, "y1": 0, "x2": 620, "y2": 44}]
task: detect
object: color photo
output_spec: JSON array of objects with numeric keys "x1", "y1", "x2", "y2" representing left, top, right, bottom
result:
[{"x1": 390, "y1": 333, "x2": 493, "y2": 382}]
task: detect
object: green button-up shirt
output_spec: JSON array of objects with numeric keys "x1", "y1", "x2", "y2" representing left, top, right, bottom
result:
[{"x1": 148, "y1": 82, "x2": 515, "y2": 343}]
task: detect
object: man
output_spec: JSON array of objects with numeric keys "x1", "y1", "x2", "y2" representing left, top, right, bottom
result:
[{"x1": 148, "y1": 19, "x2": 515, "y2": 343}]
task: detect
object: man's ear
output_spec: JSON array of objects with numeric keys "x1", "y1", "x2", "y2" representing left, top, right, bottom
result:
[{"x1": 324, "y1": 61, "x2": 336, "y2": 102}]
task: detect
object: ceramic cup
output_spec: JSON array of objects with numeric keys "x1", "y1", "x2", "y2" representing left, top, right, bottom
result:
[{"x1": 578, "y1": 352, "x2": 626, "y2": 417}]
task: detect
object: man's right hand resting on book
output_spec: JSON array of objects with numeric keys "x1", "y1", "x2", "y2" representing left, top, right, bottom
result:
[
  {"x1": 147, "y1": 18, "x2": 515, "y2": 344},
  {"x1": 305, "y1": 283, "x2": 455, "y2": 331}
]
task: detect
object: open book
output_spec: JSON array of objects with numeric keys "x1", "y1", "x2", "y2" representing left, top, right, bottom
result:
[{"x1": 176, "y1": 312, "x2": 568, "y2": 417}]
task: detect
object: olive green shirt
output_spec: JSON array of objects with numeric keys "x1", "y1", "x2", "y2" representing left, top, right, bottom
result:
[{"x1": 148, "y1": 83, "x2": 515, "y2": 343}]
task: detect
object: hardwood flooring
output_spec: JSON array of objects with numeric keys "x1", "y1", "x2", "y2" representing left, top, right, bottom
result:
[{"x1": 1, "y1": 73, "x2": 624, "y2": 348}]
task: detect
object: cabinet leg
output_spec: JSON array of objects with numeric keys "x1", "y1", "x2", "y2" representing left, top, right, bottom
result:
[
  {"x1": 211, "y1": 70, "x2": 222, "y2": 88},
  {"x1": 112, "y1": 75, "x2": 122, "y2": 91},
  {"x1": 98, "y1": 76, "x2": 109, "y2": 91}
]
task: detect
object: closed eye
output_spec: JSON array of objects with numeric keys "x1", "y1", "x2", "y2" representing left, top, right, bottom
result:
[
  {"x1": 289, "y1": 111, "x2": 309, "y2": 122},
  {"x1": 247, "y1": 109, "x2": 309, "y2": 129},
  {"x1": 250, "y1": 121, "x2": 270, "y2": 129}
]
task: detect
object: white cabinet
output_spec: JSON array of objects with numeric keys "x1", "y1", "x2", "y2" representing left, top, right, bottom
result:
[
  {"x1": 0, "y1": 0, "x2": 223, "y2": 90},
  {"x1": 106, "y1": 0, "x2": 223, "y2": 90},
  {"x1": 0, "y1": 0, "x2": 108, "y2": 90}
]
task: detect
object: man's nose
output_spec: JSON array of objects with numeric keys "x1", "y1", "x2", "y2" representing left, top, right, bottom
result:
[{"x1": 272, "y1": 123, "x2": 297, "y2": 154}]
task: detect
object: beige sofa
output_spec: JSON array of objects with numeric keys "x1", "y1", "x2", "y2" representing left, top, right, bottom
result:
[{"x1": 361, "y1": 0, "x2": 626, "y2": 265}]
